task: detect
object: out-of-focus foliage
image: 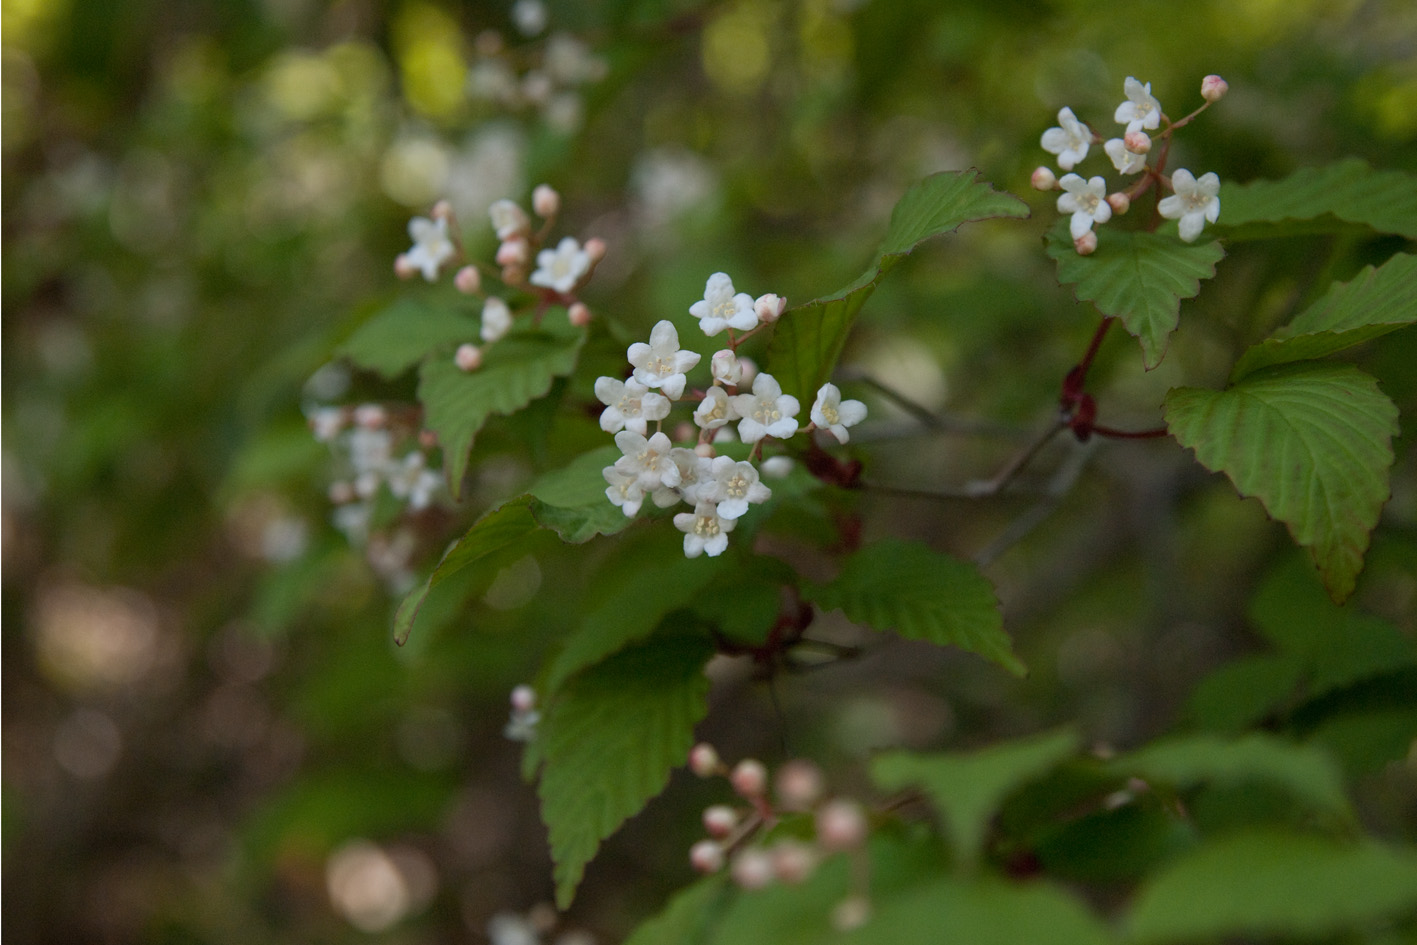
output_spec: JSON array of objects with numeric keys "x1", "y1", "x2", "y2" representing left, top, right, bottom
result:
[{"x1": 4, "y1": 0, "x2": 1415, "y2": 943}]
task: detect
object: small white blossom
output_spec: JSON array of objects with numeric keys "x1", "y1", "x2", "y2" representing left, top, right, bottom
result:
[
  {"x1": 810, "y1": 383, "x2": 868, "y2": 443},
  {"x1": 481, "y1": 296, "x2": 513, "y2": 343},
  {"x1": 488, "y1": 199, "x2": 531, "y2": 240},
  {"x1": 404, "y1": 215, "x2": 455, "y2": 281},
  {"x1": 594, "y1": 376, "x2": 670, "y2": 435},
  {"x1": 730, "y1": 373, "x2": 800, "y2": 443},
  {"x1": 689, "y1": 272, "x2": 759, "y2": 336},
  {"x1": 674, "y1": 501, "x2": 736, "y2": 557},
  {"x1": 1158, "y1": 169, "x2": 1221, "y2": 242},
  {"x1": 386, "y1": 453, "x2": 442, "y2": 510},
  {"x1": 347, "y1": 428, "x2": 393, "y2": 475},
  {"x1": 510, "y1": 0, "x2": 547, "y2": 36},
  {"x1": 711, "y1": 349, "x2": 742, "y2": 386},
  {"x1": 693, "y1": 386, "x2": 738, "y2": 431},
  {"x1": 1103, "y1": 136, "x2": 1149, "y2": 175},
  {"x1": 671, "y1": 448, "x2": 714, "y2": 505},
  {"x1": 529, "y1": 236, "x2": 591, "y2": 294},
  {"x1": 332, "y1": 501, "x2": 373, "y2": 545},
  {"x1": 702, "y1": 456, "x2": 771, "y2": 520},
  {"x1": 603, "y1": 464, "x2": 645, "y2": 517},
  {"x1": 627, "y1": 320, "x2": 701, "y2": 400},
  {"x1": 613, "y1": 430, "x2": 681, "y2": 490},
  {"x1": 1040, "y1": 107, "x2": 1092, "y2": 171},
  {"x1": 309, "y1": 407, "x2": 345, "y2": 442},
  {"x1": 1115, "y1": 77, "x2": 1162, "y2": 133},
  {"x1": 1056, "y1": 174, "x2": 1113, "y2": 239}
]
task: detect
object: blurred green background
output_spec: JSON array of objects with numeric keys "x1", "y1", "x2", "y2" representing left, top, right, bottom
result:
[{"x1": 4, "y1": 0, "x2": 1415, "y2": 941}]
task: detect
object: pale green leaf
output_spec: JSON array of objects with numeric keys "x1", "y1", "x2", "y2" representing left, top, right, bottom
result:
[
  {"x1": 1164, "y1": 363, "x2": 1399, "y2": 603},
  {"x1": 419, "y1": 318, "x2": 585, "y2": 496},
  {"x1": 1046, "y1": 223, "x2": 1225, "y2": 369},
  {"x1": 804, "y1": 538, "x2": 1022, "y2": 676},
  {"x1": 871, "y1": 728, "x2": 1080, "y2": 866},
  {"x1": 1232, "y1": 253, "x2": 1417, "y2": 381},
  {"x1": 765, "y1": 170, "x2": 1028, "y2": 403},
  {"x1": 1219, "y1": 158, "x2": 1417, "y2": 239},
  {"x1": 338, "y1": 297, "x2": 478, "y2": 379},
  {"x1": 1185, "y1": 654, "x2": 1304, "y2": 732},
  {"x1": 623, "y1": 877, "x2": 729, "y2": 945},
  {"x1": 1113, "y1": 733, "x2": 1352, "y2": 821},
  {"x1": 539, "y1": 633, "x2": 713, "y2": 908},
  {"x1": 1125, "y1": 830, "x2": 1417, "y2": 944}
]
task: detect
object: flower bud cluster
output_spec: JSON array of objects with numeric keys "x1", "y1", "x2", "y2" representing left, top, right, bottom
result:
[
  {"x1": 598, "y1": 273, "x2": 867, "y2": 559},
  {"x1": 465, "y1": 18, "x2": 608, "y2": 134},
  {"x1": 686, "y1": 743, "x2": 872, "y2": 929},
  {"x1": 1035, "y1": 75, "x2": 1225, "y2": 249}
]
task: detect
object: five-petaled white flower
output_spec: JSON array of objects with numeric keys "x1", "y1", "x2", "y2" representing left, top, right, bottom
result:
[
  {"x1": 386, "y1": 452, "x2": 442, "y2": 510},
  {"x1": 1103, "y1": 136, "x2": 1148, "y2": 175},
  {"x1": 671, "y1": 448, "x2": 713, "y2": 505},
  {"x1": 628, "y1": 320, "x2": 701, "y2": 400},
  {"x1": 529, "y1": 236, "x2": 592, "y2": 294},
  {"x1": 1158, "y1": 169, "x2": 1221, "y2": 242},
  {"x1": 693, "y1": 386, "x2": 738, "y2": 431},
  {"x1": 1040, "y1": 107, "x2": 1092, "y2": 172},
  {"x1": 689, "y1": 273, "x2": 759, "y2": 336},
  {"x1": 730, "y1": 373, "x2": 800, "y2": 443},
  {"x1": 674, "y1": 501, "x2": 736, "y2": 557},
  {"x1": 613, "y1": 430, "x2": 681, "y2": 490},
  {"x1": 603, "y1": 464, "x2": 646, "y2": 517},
  {"x1": 810, "y1": 383, "x2": 868, "y2": 443},
  {"x1": 404, "y1": 215, "x2": 455, "y2": 282},
  {"x1": 701, "y1": 456, "x2": 771, "y2": 519},
  {"x1": 1114, "y1": 77, "x2": 1162, "y2": 133},
  {"x1": 488, "y1": 199, "x2": 531, "y2": 240},
  {"x1": 1057, "y1": 174, "x2": 1113, "y2": 239},
  {"x1": 481, "y1": 296, "x2": 513, "y2": 343},
  {"x1": 594, "y1": 376, "x2": 670, "y2": 435}
]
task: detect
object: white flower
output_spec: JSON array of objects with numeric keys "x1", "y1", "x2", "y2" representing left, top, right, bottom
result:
[
  {"x1": 1115, "y1": 77, "x2": 1162, "y2": 133},
  {"x1": 689, "y1": 272, "x2": 759, "y2": 336},
  {"x1": 1103, "y1": 136, "x2": 1148, "y2": 175},
  {"x1": 810, "y1": 383, "x2": 868, "y2": 443},
  {"x1": 332, "y1": 501, "x2": 373, "y2": 544},
  {"x1": 481, "y1": 296, "x2": 513, "y2": 343},
  {"x1": 1056, "y1": 174, "x2": 1113, "y2": 239},
  {"x1": 670, "y1": 448, "x2": 714, "y2": 505},
  {"x1": 404, "y1": 215, "x2": 455, "y2": 281},
  {"x1": 510, "y1": 0, "x2": 547, "y2": 36},
  {"x1": 1040, "y1": 107, "x2": 1092, "y2": 171},
  {"x1": 594, "y1": 376, "x2": 670, "y2": 435},
  {"x1": 603, "y1": 464, "x2": 645, "y2": 516},
  {"x1": 613, "y1": 430, "x2": 681, "y2": 489},
  {"x1": 529, "y1": 236, "x2": 591, "y2": 294},
  {"x1": 488, "y1": 199, "x2": 531, "y2": 240},
  {"x1": 701, "y1": 456, "x2": 771, "y2": 519},
  {"x1": 627, "y1": 320, "x2": 701, "y2": 400},
  {"x1": 309, "y1": 407, "x2": 345, "y2": 442},
  {"x1": 711, "y1": 349, "x2": 742, "y2": 386},
  {"x1": 693, "y1": 386, "x2": 738, "y2": 431},
  {"x1": 730, "y1": 373, "x2": 800, "y2": 443},
  {"x1": 1158, "y1": 169, "x2": 1221, "y2": 242},
  {"x1": 674, "y1": 501, "x2": 736, "y2": 557},
  {"x1": 386, "y1": 452, "x2": 442, "y2": 510},
  {"x1": 488, "y1": 912, "x2": 540, "y2": 945},
  {"x1": 347, "y1": 428, "x2": 393, "y2": 475}
]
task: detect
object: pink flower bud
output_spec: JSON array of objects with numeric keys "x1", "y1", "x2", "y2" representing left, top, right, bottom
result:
[
  {"x1": 702, "y1": 805, "x2": 738, "y2": 837},
  {"x1": 568, "y1": 302, "x2": 592, "y2": 326},
  {"x1": 694, "y1": 442, "x2": 715, "y2": 457},
  {"x1": 1073, "y1": 231, "x2": 1098, "y2": 255},
  {"x1": 496, "y1": 237, "x2": 529, "y2": 267},
  {"x1": 770, "y1": 839, "x2": 819, "y2": 884},
  {"x1": 730, "y1": 759, "x2": 768, "y2": 799},
  {"x1": 690, "y1": 840, "x2": 724, "y2": 873},
  {"x1": 730, "y1": 848, "x2": 774, "y2": 889},
  {"x1": 431, "y1": 199, "x2": 453, "y2": 222},
  {"x1": 500, "y1": 264, "x2": 527, "y2": 286},
  {"x1": 394, "y1": 253, "x2": 418, "y2": 279},
  {"x1": 1031, "y1": 166, "x2": 1058, "y2": 191},
  {"x1": 1201, "y1": 74, "x2": 1229, "y2": 103},
  {"x1": 454, "y1": 266, "x2": 482, "y2": 295},
  {"x1": 711, "y1": 349, "x2": 742, "y2": 386},
  {"x1": 754, "y1": 293, "x2": 786, "y2": 324},
  {"x1": 816, "y1": 799, "x2": 867, "y2": 851},
  {"x1": 532, "y1": 184, "x2": 561, "y2": 218},
  {"x1": 510, "y1": 684, "x2": 536, "y2": 712},
  {"x1": 689, "y1": 743, "x2": 721, "y2": 777},
  {"x1": 328, "y1": 481, "x2": 356, "y2": 504},
  {"x1": 1122, "y1": 130, "x2": 1152, "y2": 154},
  {"x1": 674, "y1": 421, "x2": 696, "y2": 443},
  {"x1": 737, "y1": 356, "x2": 758, "y2": 386},
  {"x1": 1106, "y1": 192, "x2": 1131, "y2": 215},
  {"x1": 583, "y1": 237, "x2": 608, "y2": 264},
  {"x1": 455, "y1": 343, "x2": 483, "y2": 371},
  {"x1": 354, "y1": 404, "x2": 386, "y2": 428},
  {"x1": 418, "y1": 430, "x2": 438, "y2": 449},
  {"x1": 774, "y1": 760, "x2": 824, "y2": 809}
]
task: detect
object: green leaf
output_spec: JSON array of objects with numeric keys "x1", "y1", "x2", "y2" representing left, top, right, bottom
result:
[
  {"x1": 1113, "y1": 733, "x2": 1352, "y2": 821},
  {"x1": 1184, "y1": 654, "x2": 1304, "y2": 732},
  {"x1": 338, "y1": 297, "x2": 478, "y2": 379},
  {"x1": 1046, "y1": 224, "x2": 1225, "y2": 369},
  {"x1": 419, "y1": 317, "x2": 585, "y2": 496},
  {"x1": 871, "y1": 727, "x2": 1080, "y2": 866},
  {"x1": 803, "y1": 538, "x2": 1022, "y2": 676},
  {"x1": 765, "y1": 170, "x2": 1028, "y2": 403},
  {"x1": 1125, "y1": 830, "x2": 1417, "y2": 944},
  {"x1": 623, "y1": 877, "x2": 729, "y2": 945},
  {"x1": 1219, "y1": 158, "x2": 1417, "y2": 239},
  {"x1": 1232, "y1": 253, "x2": 1417, "y2": 381},
  {"x1": 539, "y1": 633, "x2": 713, "y2": 908},
  {"x1": 1164, "y1": 363, "x2": 1399, "y2": 603}
]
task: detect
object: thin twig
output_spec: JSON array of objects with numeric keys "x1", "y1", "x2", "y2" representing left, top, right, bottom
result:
[{"x1": 973, "y1": 435, "x2": 1096, "y2": 567}]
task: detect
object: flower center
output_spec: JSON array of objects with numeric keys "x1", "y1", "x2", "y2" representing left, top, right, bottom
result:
[
  {"x1": 725, "y1": 474, "x2": 748, "y2": 498},
  {"x1": 753, "y1": 402, "x2": 781, "y2": 424},
  {"x1": 694, "y1": 514, "x2": 720, "y2": 537},
  {"x1": 618, "y1": 392, "x2": 641, "y2": 414},
  {"x1": 820, "y1": 404, "x2": 840, "y2": 425}
]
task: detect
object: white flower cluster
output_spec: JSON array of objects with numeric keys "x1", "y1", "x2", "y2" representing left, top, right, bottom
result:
[
  {"x1": 597, "y1": 273, "x2": 867, "y2": 559},
  {"x1": 309, "y1": 403, "x2": 445, "y2": 539},
  {"x1": 487, "y1": 903, "x2": 594, "y2": 945},
  {"x1": 1035, "y1": 75, "x2": 1226, "y2": 252},
  {"x1": 466, "y1": 22, "x2": 608, "y2": 134}
]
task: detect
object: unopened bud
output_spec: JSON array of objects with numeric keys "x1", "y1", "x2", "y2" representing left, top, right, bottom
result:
[
  {"x1": 418, "y1": 430, "x2": 438, "y2": 449},
  {"x1": 328, "y1": 481, "x2": 356, "y2": 504},
  {"x1": 1106, "y1": 192, "x2": 1131, "y2": 215},
  {"x1": 831, "y1": 895, "x2": 871, "y2": 931},
  {"x1": 354, "y1": 404, "x2": 386, "y2": 428},
  {"x1": 501, "y1": 264, "x2": 527, "y2": 286},
  {"x1": 532, "y1": 184, "x2": 561, "y2": 218},
  {"x1": 481, "y1": 297, "x2": 513, "y2": 343},
  {"x1": 1031, "y1": 166, "x2": 1058, "y2": 191},
  {"x1": 568, "y1": 302, "x2": 592, "y2": 326},
  {"x1": 774, "y1": 760, "x2": 824, "y2": 809},
  {"x1": 737, "y1": 356, "x2": 758, "y2": 386},
  {"x1": 702, "y1": 805, "x2": 739, "y2": 837},
  {"x1": 816, "y1": 799, "x2": 867, "y2": 852},
  {"x1": 394, "y1": 253, "x2": 418, "y2": 279},
  {"x1": 583, "y1": 237, "x2": 608, "y2": 264},
  {"x1": 1073, "y1": 231, "x2": 1098, "y2": 255},
  {"x1": 431, "y1": 199, "x2": 453, "y2": 222},
  {"x1": 689, "y1": 743, "x2": 721, "y2": 777},
  {"x1": 454, "y1": 265, "x2": 482, "y2": 295},
  {"x1": 489, "y1": 199, "x2": 531, "y2": 240},
  {"x1": 753, "y1": 293, "x2": 786, "y2": 324},
  {"x1": 730, "y1": 759, "x2": 768, "y2": 799},
  {"x1": 770, "y1": 839, "x2": 819, "y2": 885},
  {"x1": 496, "y1": 237, "x2": 530, "y2": 268},
  {"x1": 690, "y1": 840, "x2": 725, "y2": 873},
  {"x1": 760, "y1": 456, "x2": 794, "y2": 478},
  {"x1": 455, "y1": 343, "x2": 483, "y2": 372},
  {"x1": 711, "y1": 349, "x2": 742, "y2": 386},
  {"x1": 1201, "y1": 74, "x2": 1229, "y2": 103},
  {"x1": 510, "y1": 684, "x2": 536, "y2": 712},
  {"x1": 694, "y1": 442, "x2": 715, "y2": 457},
  {"x1": 1122, "y1": 130, "x2": 1151, "y2": 154},
  {"x1": 674, "y1": 421, "x2": 696, "y2": 443},
  {"x1": 730, "y1": 848, "x2": 774, "y2": 890}
]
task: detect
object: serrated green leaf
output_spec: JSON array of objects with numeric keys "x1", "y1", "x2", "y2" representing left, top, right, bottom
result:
[
  {"x1": 871, "y1": 728, "x2": 1080, "y2": 866},
  {"x1": 1164, "y1": 363, "x2": 1399, "y2": 603},
  {"x1": 1125, "y1": 830, "x2": 1417, "y2": 944},
  {"x1": 1232, "y1": 253, "x2": 1417, "y2": 381},
  {"x1": 539, "y1": 633, "x2": 713, "y2": 908},
  {"x1": 803, "y1": 538, "x2": 1022, "y2": 676},
  {"x1": 338, "y1": 297, "x2": 478, "y2": 379},
  {"x1": 419, "y1": 318, "x2": 585, "y2": 496},
  {"x1": 1219, "y1": 159, "x2": 1417, "y2": 239},
  {"x1": 765, "y1": 170, "x2": 1028, "y2": 403},
  {"x1": 1114, "y1": 733, "x2": 1352, "y2": 821},
  {"x1": 623, "y1": 876, "x2": 729, "y2": 945},
  {"x1": 1046, "y1": 224, "x2": 1225, "y2": 370}
]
